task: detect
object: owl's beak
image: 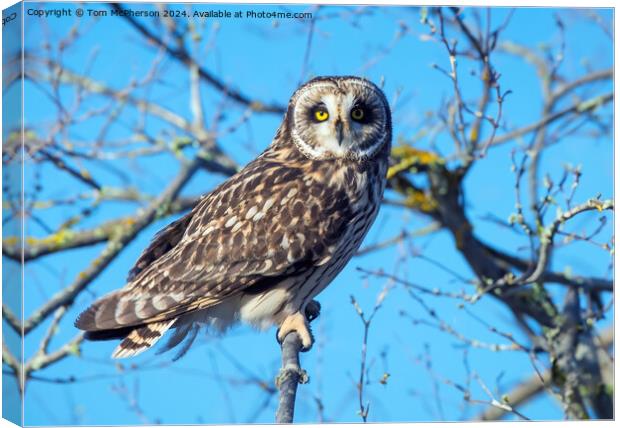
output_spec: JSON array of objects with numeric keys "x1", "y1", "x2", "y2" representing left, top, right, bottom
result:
[{"x1": 334, "y1": 119, "x2": 344, "y2": 145}]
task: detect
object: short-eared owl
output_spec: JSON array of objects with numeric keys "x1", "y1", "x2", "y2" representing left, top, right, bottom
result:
[{"x1": 76, "y1": 76, "x2": 392, "y2": 358}]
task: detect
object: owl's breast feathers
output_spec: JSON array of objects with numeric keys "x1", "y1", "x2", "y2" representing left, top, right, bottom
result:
[{"x1": 75, "y1": 143, "x2": 387, "y2": 356}]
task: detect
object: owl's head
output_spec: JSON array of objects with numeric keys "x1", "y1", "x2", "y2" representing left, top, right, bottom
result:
[{"x1": 285, "y1": 76, "x2": 392, "y2": 161}]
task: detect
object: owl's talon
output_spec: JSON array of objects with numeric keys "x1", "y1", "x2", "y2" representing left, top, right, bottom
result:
[
  {"x1": 305, "y1": 300, "x2": 321, "y2": 322},
  {"x1": 277, "y1": 311, "x2": 314, "y2": 351}
]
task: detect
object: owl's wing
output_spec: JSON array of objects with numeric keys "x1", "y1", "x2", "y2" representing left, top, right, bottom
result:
[
  {"x1": 76, "y1": 160, "x2": 354, "y2": 332},
  {"x1": 126, "y1": 207, "x2": 197, "y2": 282}
]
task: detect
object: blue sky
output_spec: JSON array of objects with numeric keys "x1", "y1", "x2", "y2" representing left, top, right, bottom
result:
[{"x1": 2, "y1": 2, "x2": 613, "y2": 424}]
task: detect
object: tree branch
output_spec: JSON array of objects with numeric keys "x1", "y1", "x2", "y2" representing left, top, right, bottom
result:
[
  {"x1": 22, "y1": 156, "x2": 204, "y2": 334},
  {"x1": 2, "y1": 304, "x2": 21, "y2": 333},
  {"x1": 3, "y1": 196, "x2": 199, "y2": 262},
  {"x1": 110, "y1": 3, "x2": 286, "y2": 114},
  {"x1": 489, "y1": 92, "x2": 613, "y2": 148},
  {"x1": 475, "y1": 327, "x2": 613, "y2": 420},
  {"x1": 523, "y1": 198, "x2": 613, "y2": 285},
  {"x1": 25, "y1": 333, "x2": 84, "y2": 375},
  {"x1": 275, "y1": 332, "x2": 308, "y2": 423},
  {"x1": 24, "y1": 54, "x2": 191, "y2": 132},
  {"x1": 552, "y1": 69, "x2": 613, "y2": 102},
  {"x1": 2, "y1": 341, "x2": 23, "y2": 394},
  {"x1": 487, "y1": 246, "x2": 613, "y2": 292}
]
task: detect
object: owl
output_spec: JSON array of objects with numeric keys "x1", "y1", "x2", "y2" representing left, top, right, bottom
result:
[{"x1": 75, "y1": 76, "x2": 392, "y2": 358}]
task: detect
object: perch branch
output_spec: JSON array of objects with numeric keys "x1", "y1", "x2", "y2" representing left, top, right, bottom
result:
[{"x1": 275, "y1": 332, "x2": 308, "y2": 423}]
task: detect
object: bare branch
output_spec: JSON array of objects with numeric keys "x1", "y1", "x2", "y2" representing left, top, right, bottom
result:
[
  {"x1": 523, "y1": 198, "x2": 613, "y2": 285},
  {"x1": 3, "y1": 195, "x2": 199, "y2": 262},
  {"x1": 22, "y1": 156, "x2": 204, "y2": 334},
  {"x1": 355, "y1": 222, "x2": 441, "y2": 256},
  {"x1": 2, "y1": 305, "x2": 21, "y2": 333},
  {"x1": 487, "y1": 246, "x2": 613, "y2": 292},
  {"x1": 25, "y1": 334, "x2": 84, "y2": 375},
  {"x1": 24, "y1": 54, "x2": 191, "y2": 132},
  {"x1": 110, "y1": 3, "x2": 286, "y2": 114},
  {"x1": 2, "y1": 341, "x2": 23, "y2": 394},
  {"x1": 490, "y1": 92, "x2": 613, "y2": 148}
]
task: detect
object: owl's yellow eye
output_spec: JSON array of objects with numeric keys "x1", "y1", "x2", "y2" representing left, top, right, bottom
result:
[
  {"x1": 351, "y1": 107, "x2": 365, "y2": 121},
  {"x1": 314, "y1": 109, "x2": 329, "y2": 122}
]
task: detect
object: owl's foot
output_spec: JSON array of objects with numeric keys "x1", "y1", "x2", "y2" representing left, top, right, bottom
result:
[
  {"x1": 277, "y1": 311, "x2": 314, "y2": 351},
  {"x1": 305, "y1": 300, "x2": 321, "y2": 322}
]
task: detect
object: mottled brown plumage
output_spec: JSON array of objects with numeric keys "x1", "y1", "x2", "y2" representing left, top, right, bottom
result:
[{"x1": 75, "y1": 76, "x2": 392, "y2": 358}]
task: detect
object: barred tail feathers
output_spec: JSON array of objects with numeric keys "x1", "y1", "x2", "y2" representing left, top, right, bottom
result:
[{"x1": 111, "y1": 319, "x2": 177, "y2": 359}]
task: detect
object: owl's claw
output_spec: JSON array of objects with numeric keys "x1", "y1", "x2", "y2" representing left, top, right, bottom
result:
[
  {"x1": 277, "y1": 311, "x2": 314, "y2": 351},
  {"x1": 305, "y1": 300, "x2": 321, "y2": 322}
]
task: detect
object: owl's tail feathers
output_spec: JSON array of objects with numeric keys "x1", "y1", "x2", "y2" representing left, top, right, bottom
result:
[
  {"x1": 111, "y1": 319, "x2": 177, "y2": 359},
  {"x1": 75, "y1": 291, "x2": 180, "y2": 358},
  {"x1": 74, "y1": 292, "x2": 123, "y2": 332}
]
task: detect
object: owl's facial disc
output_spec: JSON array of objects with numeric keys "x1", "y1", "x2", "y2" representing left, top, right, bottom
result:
[{"x1": 290, "y1": 77, "x2": 391, "y2": 161}]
